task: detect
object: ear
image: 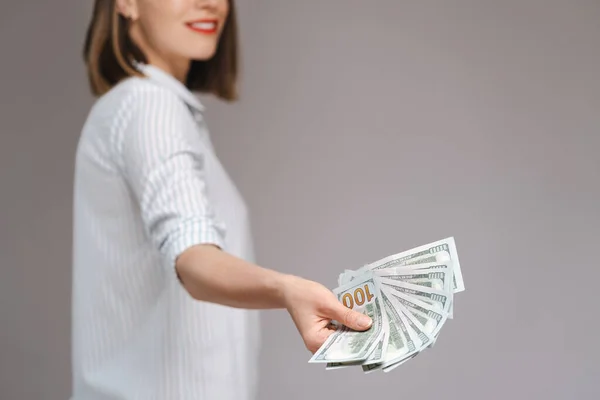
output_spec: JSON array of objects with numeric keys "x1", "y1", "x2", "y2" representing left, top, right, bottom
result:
[{"x1": 115, "y1": 0, "x2": 139, "y2": 20}]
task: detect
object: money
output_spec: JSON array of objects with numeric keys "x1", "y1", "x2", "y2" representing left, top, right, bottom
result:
[
  {"x1": 359, "y1": 237, "x2": 464, "y2": 293},
  {"x1": 361, "y1": 290, "x2": 421, "y2": 373},
  {"x1": 309, "y1": 272, "x2": 387, "y2": 364},
  {"x1": 374, "y1": 263, "x2": 452, "y2": 292},
  {"x1": 312, "y1": 237, "x2": 465, "y2": 373}
]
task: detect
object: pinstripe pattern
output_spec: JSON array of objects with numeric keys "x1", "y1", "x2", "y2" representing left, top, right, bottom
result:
[{"x1": 71, "y1": 64, "x2": 261, "y2": 400}]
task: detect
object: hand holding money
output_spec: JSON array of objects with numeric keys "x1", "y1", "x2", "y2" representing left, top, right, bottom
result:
[
  {"x1": 281, "y1": 274, "x2": 373, "y2": 353},
  {"x1": 309, "y1": 237, "x2": 465, "y2": 372}
]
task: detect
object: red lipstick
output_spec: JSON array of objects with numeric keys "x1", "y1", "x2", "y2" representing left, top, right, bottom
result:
[{"x1": 185, "y1": 19, "x2": 218, "y2": 34}]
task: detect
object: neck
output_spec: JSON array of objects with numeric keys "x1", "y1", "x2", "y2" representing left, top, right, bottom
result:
[
  {"x1": 129, "y1": 26, "x2": 190, "y2": 83},
  {"x1": 148, "y1": 54, "x2": 190, "y2": 83}
]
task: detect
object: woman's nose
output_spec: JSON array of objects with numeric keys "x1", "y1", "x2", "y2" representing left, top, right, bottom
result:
[{"x1": 195, "y1": 0, "x2": 221, "y2": 8}]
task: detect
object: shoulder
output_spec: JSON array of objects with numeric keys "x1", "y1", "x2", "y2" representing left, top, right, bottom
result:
[
  {"x1": 98, "y1": 76, "x2": 192, "y2": 121},
  {"x1": 89, "y1": 76, "x2": 199, "y2": 150},
  {"x1": 103, "y1": 78, "x2": 202, "y2": 157}
]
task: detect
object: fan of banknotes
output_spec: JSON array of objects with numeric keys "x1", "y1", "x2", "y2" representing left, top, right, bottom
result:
[{"x1": 309, "y1": 237, "x2": 465, "y2": 373}]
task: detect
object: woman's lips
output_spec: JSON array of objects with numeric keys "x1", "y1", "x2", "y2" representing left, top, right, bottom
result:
[{"x1": 185, "y1": 20, "x2": 218, "y2": 34}]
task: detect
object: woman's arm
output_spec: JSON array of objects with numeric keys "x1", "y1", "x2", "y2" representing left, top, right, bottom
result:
[
  {"x1": 176, "y1": 243, "x2": 289, "y2": 309},
  {"x1": 176, "y1": 244, "x2": 373, "y2": 353}
]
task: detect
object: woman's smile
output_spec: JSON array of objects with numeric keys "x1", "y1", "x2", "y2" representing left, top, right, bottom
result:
[{"x1": 185, "y1": 19, "x2": 219, "y2": 34}]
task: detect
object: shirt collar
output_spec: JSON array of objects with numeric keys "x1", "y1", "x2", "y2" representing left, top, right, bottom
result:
[{"x1": 135, "y1": 62, "x2": 205, "y2": 114}]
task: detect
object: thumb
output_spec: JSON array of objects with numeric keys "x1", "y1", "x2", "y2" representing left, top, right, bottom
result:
[{"x1": 332, "y1": 303, "x2": 373, "y2": 331}]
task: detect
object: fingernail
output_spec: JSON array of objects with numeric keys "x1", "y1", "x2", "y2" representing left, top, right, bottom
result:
[{"x1": 358, "y1": 315, "x2": 372, "y2": 328}]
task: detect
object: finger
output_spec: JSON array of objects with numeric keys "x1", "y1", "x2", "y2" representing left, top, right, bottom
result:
[
  {"x1": 308, "y1": 328, "x2": 335, "y2": 354},
  {"x1": 331, "y1": 303, "x2": 372, "y2": 331}
]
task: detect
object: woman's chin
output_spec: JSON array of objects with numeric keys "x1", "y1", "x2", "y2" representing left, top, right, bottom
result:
[{"x1": 188, "y1": 48, "x2": 218, "y2": 62}]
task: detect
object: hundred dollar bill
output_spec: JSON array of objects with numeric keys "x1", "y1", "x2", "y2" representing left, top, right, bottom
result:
[
  {"x1": 381, "y1": 294, "x2": 436, "y2": 372},
  {"x1": 309, "y1": 272, "x2": 385, "y2": 364},
  {"x1": 340, "y1": 264, "x2": 454, "y2": 330},
  {"x1": 360, "y1": 237, "x2": 464, "y2": 293},
  {"x1": 382, "y1": 285, "x2": 448, "y2": 339},
  {"x1": 361, "y1": 289, "x2": 419, "y2": 373},
  {"x1": 326, "y1": 291, "x2": 390, "y2": 370},
  {"x1": 378, "y1": 277, "x2": 452, "y2": 314},
  {"x1": 341, "y1": 262, "x2": 451, "y2": 292},
  {"x1": 359, "y1": 296, "x2": 390, "y2": 364},
  {"x1": 374, "y1": 263, "x2": 453, "y2": 293},
  {"x1": 346, "y1": 288, "x2": 392, "y2": 368},
  {"x1": 338, "y1": 269, "x2": 356, "y2": 286},
  {"x1": 326, "y1": 275, "x2": 389, "y2": 370},
  {"x1": 355, "y1": 263, "x2": 454, "y2": 311},
  {"x1": 374, "y1": 263, "x2": 453, "y2": 319},
  {"x1": 382, "y1": 354, "x2": 416, "y2": 373},
  {"x1": 338, "y1": 270, "x2": 356, "y2": 286},
  {"x1": 326, "y1": 305, "x2": 390, "y2": 370}
]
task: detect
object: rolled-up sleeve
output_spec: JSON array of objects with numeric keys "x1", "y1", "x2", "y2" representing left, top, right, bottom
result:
[{"x1": 117, "y1": 85, "x2": 226, "y2": 270}]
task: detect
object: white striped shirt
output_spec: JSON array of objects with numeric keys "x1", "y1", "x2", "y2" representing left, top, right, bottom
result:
[{"x1": 71, "y1": 64, "x2": 261, "y2": 400}]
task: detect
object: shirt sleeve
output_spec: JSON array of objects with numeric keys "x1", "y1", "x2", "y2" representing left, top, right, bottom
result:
[{"x1": 117, "y1": 85, "x2": 226, "y2": 271}]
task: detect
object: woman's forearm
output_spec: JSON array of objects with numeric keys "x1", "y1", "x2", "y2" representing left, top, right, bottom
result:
[
  {"x1": 174, "y1": 243, "x2": 374, "y2": 355},
  {"x1": 175, "y1": 244, "x2": 292, "y2": 309}
]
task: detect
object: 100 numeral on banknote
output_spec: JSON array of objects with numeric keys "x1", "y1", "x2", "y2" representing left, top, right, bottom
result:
[{"x1": 308, "y1": 273, "x2": 386, "y2": 364}]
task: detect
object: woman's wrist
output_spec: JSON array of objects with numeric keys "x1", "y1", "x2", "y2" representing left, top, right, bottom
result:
[
  {"x1": 273, "y1": 272, "x2": 294, "y2": 309},
  {"x1": 277, "y1": 273, "x2": 310, "y2": 311}
]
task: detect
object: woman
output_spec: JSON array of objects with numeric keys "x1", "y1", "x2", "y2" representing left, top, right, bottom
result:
[{"x1": 72, "y1": 0, "x2": 372, "y2": 399}]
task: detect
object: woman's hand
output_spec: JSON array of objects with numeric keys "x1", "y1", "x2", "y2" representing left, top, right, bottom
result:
[{"x1": 280, "y1": 274, "x2": 373, "y2": 353}]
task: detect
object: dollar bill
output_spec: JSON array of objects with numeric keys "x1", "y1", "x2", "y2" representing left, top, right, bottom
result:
[
  {"x1": 382, "y1": 354, "x2": 416, "y2": 373},
  {"x1": 361, "y1": 289, "x2": 420, "y2": 372},
  {"x1": 326, "y1": 293, "x2": 390, "y2": 370},
  {"x1": 374, "y1": 262, "x2": 453, "y2": 293},
  {"x1": 360, "y1": 298, "x2": 390, "y2": 364},
  {"x1": 309, "y1": 272, "x2": 385, "y2": 364},
  {"x1": 338, "y1": 269, "x2": 356, "y2": 286},
  {"x1": 377, "y1": 277, "x2": 452, "y2": 314},
  {"x1": 325, "y1": 274, "x2": 390, "y2": 369},
  {"x1": 371, "y1": 262, "x2": 454, "y2": 322},
  {"x1": 338, "y1": 269, "x2": 359, "y2": 286},
  {"x1": 360, "y1": 237, "x2": 464, "y2": 293},
  {"x1": 381, "y1": 284, "x2": 448, "y2": 339},
  {"x1": 381, "y1": 294, "x2": 435, "y2": 371}
]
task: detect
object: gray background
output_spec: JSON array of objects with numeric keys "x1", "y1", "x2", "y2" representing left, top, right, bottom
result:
[{"x1": 1, "y1": 1, "x2": 599, "y2": 399}]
